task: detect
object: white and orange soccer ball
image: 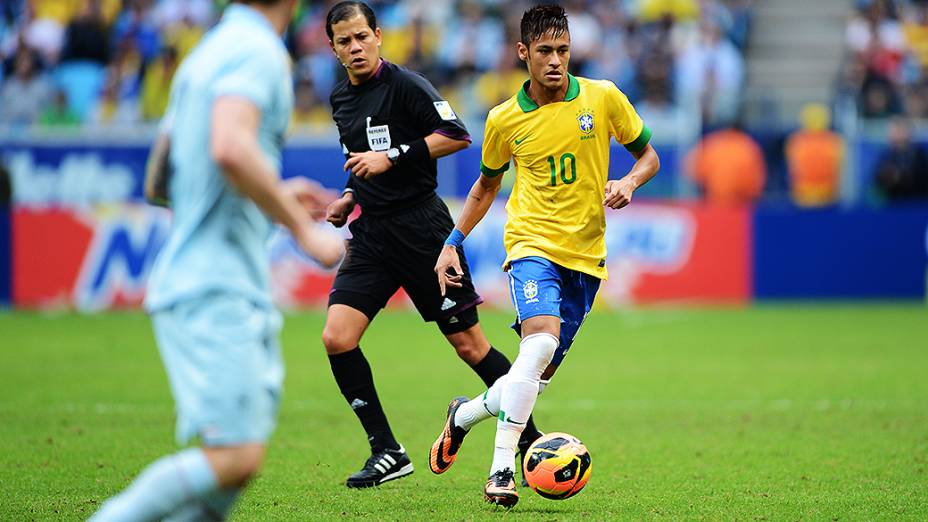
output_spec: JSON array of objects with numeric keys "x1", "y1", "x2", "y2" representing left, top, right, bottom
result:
[{"x1": 522, "y1": 432, "x2": 592, "y2": 500}]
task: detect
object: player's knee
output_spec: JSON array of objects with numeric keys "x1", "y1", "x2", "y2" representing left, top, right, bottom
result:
[
  {"x1": 450, "y1": 338, "x2": 488, "y2": 365},
  {"x1": 512, "y1": 333, "x2": 559, "y2": 380},
  {"x1": 321, "y1": 326, "x2": 356, "y2": 354}
]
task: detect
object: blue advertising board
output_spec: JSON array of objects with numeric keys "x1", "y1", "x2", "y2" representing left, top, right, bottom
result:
[{"x1": 753, "y1": 205, "x2": 928, "y2": 299}]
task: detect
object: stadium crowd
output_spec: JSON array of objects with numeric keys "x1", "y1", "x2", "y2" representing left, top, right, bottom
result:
[
  {"x1": 0, "y1": 0, "x2": 753, "y2": 131},
  {"x1": 841, "y1": 0, "x2": 928, "y2": 120}
]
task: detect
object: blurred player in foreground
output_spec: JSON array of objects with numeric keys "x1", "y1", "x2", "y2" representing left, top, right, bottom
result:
[
  {"x1": 429, "y1": 4, "x2": 660, "y2": 507},
  {"x1": 91, "y1": 1, "x2": 343, "y2": 520},
  {"x1": 321, "y1": 1, "x2": 542, "y2": 488}
]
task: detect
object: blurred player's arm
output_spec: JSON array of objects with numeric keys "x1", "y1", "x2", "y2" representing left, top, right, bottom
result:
[
  {"x1": 211, "y1": 95, "x2": 343, "y2": 267},
  {"x1": 434, "y1": 171, "x2": 503, "y2": 294},
  {"x1": 144, "y1": 132, "x2": 172, "y2": 207},
  {"x1": 604, "y1": 143, "x2": 660, "y2": 210}
]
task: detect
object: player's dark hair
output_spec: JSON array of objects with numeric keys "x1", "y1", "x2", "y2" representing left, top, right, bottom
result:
[
  {"x1": 326, "y1": 1, "x2": 378, "y2": 41},
  {"x1": 520, "y1": 4, "x2": 569, "y2": 47}
]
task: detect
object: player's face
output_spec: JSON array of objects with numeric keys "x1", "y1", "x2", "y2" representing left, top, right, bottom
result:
[
  {"x1": 329, "y1": 14, "x2": 382, "y2": 85},
  {"x1": 519, "y1": 30, "x2": 571, "y2": 92}
]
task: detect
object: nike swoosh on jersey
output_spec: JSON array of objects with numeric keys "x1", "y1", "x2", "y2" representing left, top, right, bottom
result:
[{"x1": 514, "y1": 135, "x2": 531, "y2": 145}]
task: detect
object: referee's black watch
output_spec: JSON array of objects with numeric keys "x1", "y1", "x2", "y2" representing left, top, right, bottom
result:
[{"x1": 386, "y1": 147, "x2": 401, "y2": 165}]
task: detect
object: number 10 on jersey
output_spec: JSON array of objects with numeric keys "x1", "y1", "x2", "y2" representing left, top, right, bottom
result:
[{"x1": 548, "y1": 153, "x2": 577, "y2": 186}]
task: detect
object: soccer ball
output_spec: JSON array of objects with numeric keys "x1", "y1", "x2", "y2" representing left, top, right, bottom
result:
[{"x1": 522, "y1": 432, "x2": 592, "y2": 500}]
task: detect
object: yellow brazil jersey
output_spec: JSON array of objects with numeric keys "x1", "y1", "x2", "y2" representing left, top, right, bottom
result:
[{"x1": 480, "y1": 74, "x2": 651, "y2": 280}]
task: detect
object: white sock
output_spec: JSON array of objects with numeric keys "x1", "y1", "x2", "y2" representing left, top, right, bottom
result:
[
  {"x1": 454, "y1": 358, "x2": 554, "y2": 434},
  {"x1": 454, "y1": 375, "x2": 506, "y2": 430},
  {"x1": 490, "y1": 333, "x2": 558, "y2": 476}
]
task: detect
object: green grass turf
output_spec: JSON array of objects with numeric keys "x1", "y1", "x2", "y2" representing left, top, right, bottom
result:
[{"x1": 1, "y1": 304, "x2": 927, "y2": 520}]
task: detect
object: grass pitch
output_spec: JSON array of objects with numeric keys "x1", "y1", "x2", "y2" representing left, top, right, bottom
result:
[{"x1": 1, "y1": 304, "x2": 927, "y2": 520}]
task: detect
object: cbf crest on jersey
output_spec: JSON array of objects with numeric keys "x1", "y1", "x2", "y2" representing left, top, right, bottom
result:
[{"x1": 577, "y1": 109, "x2": 595, "y2": 136}]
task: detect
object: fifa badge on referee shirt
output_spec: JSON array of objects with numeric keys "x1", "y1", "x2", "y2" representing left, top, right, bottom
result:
[{"x1": 366, "y1": 116, "x2": 392, "y2": 152}]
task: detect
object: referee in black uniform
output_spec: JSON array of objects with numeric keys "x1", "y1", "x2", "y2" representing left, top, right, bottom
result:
[{"x1": 321, "y1": 1, "x2": 542, "y2": 488}]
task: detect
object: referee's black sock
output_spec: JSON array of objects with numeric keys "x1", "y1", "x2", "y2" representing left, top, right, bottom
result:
[
  {"x1": 471, "y1": 346, "x2": 512, "y2": 388},
  {"x1": 328, "y1": 347, "x2": 400, "y2": 453},
  {"x1": 470, "y1": 346, "x2": 541, "y2": 442}
]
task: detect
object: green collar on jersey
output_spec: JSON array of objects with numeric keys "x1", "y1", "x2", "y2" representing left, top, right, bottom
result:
[{"x1": 516, "y1": 74, "x2": 580, "y2": 113}]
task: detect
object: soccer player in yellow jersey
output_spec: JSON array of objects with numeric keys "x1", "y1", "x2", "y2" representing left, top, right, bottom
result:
[{"x1": 427, "y1": 4, "x2": 660, "y2": 507}]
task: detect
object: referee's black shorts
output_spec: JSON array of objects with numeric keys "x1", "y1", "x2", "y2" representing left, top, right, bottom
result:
[{"x1": 328, "y1": 195, "x2": 483, "y2": 335}]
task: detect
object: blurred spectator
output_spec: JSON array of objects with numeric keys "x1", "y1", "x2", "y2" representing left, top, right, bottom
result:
[
  {"x1": 874, "y1": 117, "x2": 928, "y2": 200},
  {"x1": 0, "y1": 0, "x2": 756, "y2": 136},
  {"x1": 582, "y1": 3, "x2": 637, "y2": 92},
  {"x1": 473, "y1": 56, "x2": 526, "y2": 115},
  {"x1": 562, "y1": 0, "x2": 602, "y2": 73},
  {"x1": 861, "y1": 68, "x2": 902, "y2": 117},
  {"x1": 112, "y1": 0, "x2": 162, "y2": 63},
  {"x1": 901, "y1": 0, "x2": 928, "y2": 67},
  {"x1": 91, "y1": 66, "x2": 140, "y2": 125},
  {"x1": 785, "y1": 104, "x2": 844, "y2": 207},
  {"x1": 39, "y1": 89, "x2": 79, "y2": 127},
  {"x1": 60, "y1": 1, "x2": 110, "y2": 65},
  {"x1": 140, "y1": 46, "x2": 178, "y2": 120},
  {"x1": 291, "y1": 76, "x2": 331, "y2": 130},
  {"x1": 161, "y1": 15, "x2": 204, "y2": 59},
  {"x1": 151, "y1": 0, "x2": 213, "y2": 29},
  {"x1": 686, "y1": 122, "x2": 766, "y2": 204},
  {"x1": 0, "y1": 49, "x2": 50, "y2": 124},
  {"x1": 436, "y1": 0, "x2": 504, "y2": 79},
  {"x1": 638, "y1": 0, "x2": 699, "y2": 23},
  {"x1": 846, "y1": 0, "x2": 906, "y2": 81},
  {"x1": 676, "y1": 18, "x2": 744, "y2": 127}
]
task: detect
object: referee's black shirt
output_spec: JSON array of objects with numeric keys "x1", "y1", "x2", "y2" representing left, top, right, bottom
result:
[{"x1": 330, "y1": 60, "x2": 470, "y2": 216}]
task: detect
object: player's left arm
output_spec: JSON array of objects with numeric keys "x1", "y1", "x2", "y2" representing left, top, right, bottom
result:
[
  {"x1": 144, "y1": 110, "x2": 175, "y2": 207},
  {"x1": 604, "y1": 143, "x2": 660, "y2": 209},
  {"x1": 603, "y1": 81, "x2": 660, "y2": 209},
  {"x1": 144, "y1": 131, "x2": 171, "y2": 207}
]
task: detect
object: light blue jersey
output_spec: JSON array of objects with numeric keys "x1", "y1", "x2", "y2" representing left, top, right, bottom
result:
[
  {"x1": 145, "y1": 4, "x2": 293, "y2": 312},
  {"x1": 143, "y1": 4, "x2": 292, "y2": 446}
]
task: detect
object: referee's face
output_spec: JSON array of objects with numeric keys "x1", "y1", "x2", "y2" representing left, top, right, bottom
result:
[{"x1": 329, "y1": 14, "x2": 383, "y2": 86}]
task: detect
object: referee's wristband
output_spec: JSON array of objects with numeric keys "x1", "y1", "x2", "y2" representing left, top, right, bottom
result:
[
  {"x1": 391, "y1": 138, "x2": 429, "y2": 166},
  {"x1": 444, "y1": 229, "x2": 465, "y2": 248}
]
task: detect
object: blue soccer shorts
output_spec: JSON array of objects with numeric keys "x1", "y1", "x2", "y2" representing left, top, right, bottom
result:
[
  {"x1": 507, "y1": 256, "x2": 601, "y2": 366},
  {"x1": 150, "y1": 293, "x2": 283, "y2": 446}
]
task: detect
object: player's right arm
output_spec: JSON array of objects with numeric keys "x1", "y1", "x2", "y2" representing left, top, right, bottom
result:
[
  {"x1": 434, "y1": 173, "x2": 503, "y2": 295},
  {"x1": 434, "y1": 115, "x2": 510, "y2": 295},
  {"x1": 211, "y1": 96, "x2": 343, "y2": 268}
]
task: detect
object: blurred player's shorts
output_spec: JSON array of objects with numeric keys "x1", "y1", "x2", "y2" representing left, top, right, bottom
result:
[{"x1": 151, "y1": 293, "x2": 283, "y2": 446}]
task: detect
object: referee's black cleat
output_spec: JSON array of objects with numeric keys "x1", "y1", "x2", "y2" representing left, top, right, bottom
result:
[
  {"x1": 345, "y1": 446, "x2": 414, "y2": 488},
  {"x1": 429, "y1": 396, "x2": 470, "y2": 474},
  {"x1": 517, "y1": 430, "x2": 544, "y2": 487}
]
